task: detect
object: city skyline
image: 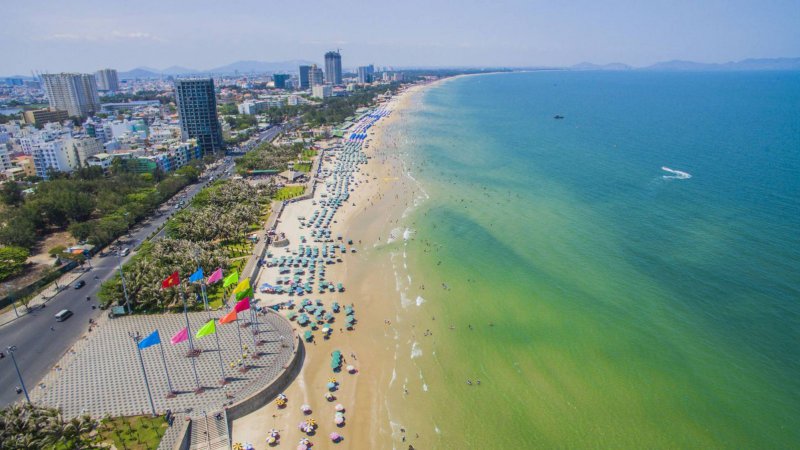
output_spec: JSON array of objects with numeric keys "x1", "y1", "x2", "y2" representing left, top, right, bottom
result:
[{"x1": 2, "y1": 0, "x2": 798, "y2": 75}]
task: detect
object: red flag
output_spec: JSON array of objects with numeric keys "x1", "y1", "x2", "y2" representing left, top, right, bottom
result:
[
  {"x1": 161, "y1": 271, "x2": 180, "y2": 289},
  {"x1": 220, "y1": 309, "x2": 237, "y2": 324},
  {"x1": 234, "y1": 297, "x2": 250, "y2": 313}
]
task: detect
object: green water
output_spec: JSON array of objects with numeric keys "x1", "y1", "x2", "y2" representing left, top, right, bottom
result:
[{"x1": 384, "y1": 72, "x2": 800, "y2": 448}]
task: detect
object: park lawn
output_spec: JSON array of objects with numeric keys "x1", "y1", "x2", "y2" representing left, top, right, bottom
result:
[
  {"x1": 275, "y1": 186, "x2": 305, "y2": 200},
  {"x1": 301, "y1": 149, "x2": 317, "y2": 159},
  {"x1": 97, "y1": 415, "x2": 168, "y2": 450},
  {"x1": 294, "y1": 162, "x2": 312, "y2": 173}
]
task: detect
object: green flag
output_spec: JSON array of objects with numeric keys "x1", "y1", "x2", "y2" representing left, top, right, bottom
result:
[
  {"x1": 223, "y1": 271, "x2": 239, "y2": 288},
  {"x1": 195, "y1": 320, "x2": 216, "y2": 339},
  {"x1": 235, "y1": 287, "x2": 253, "y2": 301}
]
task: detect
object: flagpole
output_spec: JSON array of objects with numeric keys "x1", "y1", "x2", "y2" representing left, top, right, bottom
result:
[
  {"x1": 252, "y1": 304, "x2": 261, "y2": 345},
  {"x1": 180, "y1": 283, "x2": 203, "y2": 394},
  {"x1": 235, "y1": 315, "x2": 246, "y2": 372},
  {"x1": 249, "y1": 307, "x2": 259, "y2": 359},
  {"x1": 213, "y1": 319, "x2": 227, "y2": 385},
  {"x1": 130, "y1": 332, "x2": 156, "y2": 416},
  {"x1": 158, "y1": 341, "x2": 177, "y2": 398},
  {"x1": 201, "y1": 282, "x2": 210, "y2": 318}
]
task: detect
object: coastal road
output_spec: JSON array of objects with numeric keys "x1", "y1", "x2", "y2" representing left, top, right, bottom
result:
[{"x1": 0, "y1": 127, "x2": 284, "y2": 407}]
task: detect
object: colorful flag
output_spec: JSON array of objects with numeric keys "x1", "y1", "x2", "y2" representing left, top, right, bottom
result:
[
  {"x1": 188, "y1": 267, "x2": 204, "y2": 283},
  {"x1": 235, "y1": 287, "x2": 253, "y2": 301},
  {"x1": 138, "y1": 330, "x2": 161, "y2": 349},
  {"x1": 234, "y1": 297, "x2": 251, "y2": 313},
  {"x1": 223, "y1": 271, "x2": 239, "y2": 288},
  {"x1": 220, "y1": 309, "x2": 237, "y2": 324},
  {"x1": 207, "y1": 268, "x2": 223, "y2": 285},
  {"x1": 196, "y1": 320, "x2": 216, "y2": 338},
  {"x1": 231, "y1": 277, "x2": 250, "y2": 295},
  {"x1": 161, "y1": 271, "x2": 180, "y2": 289},
  {"x1": 170, "y1": 327, "x2": 188, "y2": 344}
]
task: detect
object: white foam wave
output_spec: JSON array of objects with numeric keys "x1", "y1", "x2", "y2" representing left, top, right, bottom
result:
[
  {"x1": 400, "y1": 292, "x2": 412, "y2": 308},
  {"x1": 402, "y1": 228, "x2": 415, "y2": 241},
  {"x1": 661, "y1": 166, "x2": 692, "y2": 180},
  {"x1": 411, "y1": 341, "x2": 422, "y2": 359},
  {"x1": 416, "y1": 295, "x2": 425, "y2": 306}
]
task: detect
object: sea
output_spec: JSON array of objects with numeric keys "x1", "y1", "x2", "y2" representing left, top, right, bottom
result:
[{"x1": 384, "y1": 71, "x2": 800, "y2": 448}]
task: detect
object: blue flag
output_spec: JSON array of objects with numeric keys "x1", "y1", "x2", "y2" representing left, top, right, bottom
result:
[
  {"x1": 188, "y1": 267, "x2": 204, "y2": 283},
  {"x1": 138, "y1": 330, "x2": 161, "y2": 349}
]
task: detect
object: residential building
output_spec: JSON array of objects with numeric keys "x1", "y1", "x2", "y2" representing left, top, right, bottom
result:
[
  {"x1": 13, "y1": 155, "x2": 36, "y2": 177},
  {"x1": 309, "y1": 65, "x2": 324, "y2": 87},
  {"x1": 68, "y1": 135, "x2": 103, "y2": 167},
  {"x1": 174, "y1": 78, "x2": 224, "y2": 155},
  {"x1": 31, "y1": 139, "x2": 71, "y2": 178},
  {"x1": 312, "y1": 85, "x2": 332, "y2": 99},
  {"x1": 273, "y1": 74, "x2": 290, "y2": 89},
  {"x1": 324, "y1": 50, "x2": 343, "y2": 85},
  {"x1": 22, "y1": 108, "x2": 69, "y2": 126},
  {"x1": 0, "y1": 145, "x2": 11, "y2": 171},
  {"x1": 298, "y1": 65, "x2": 311, "y2": 90},
  {"x1": 238, "y1": 100, "x2": 268, "y2": 115},
  {"x1": 95, "y1": 68, "x2": 119, "y2": 91},
  {"x1": 357, "y1": 66, "x2": 374, "y2": 84},
  {"x1": 41, "y1": 73, "x2": 101, "y2": 117}
]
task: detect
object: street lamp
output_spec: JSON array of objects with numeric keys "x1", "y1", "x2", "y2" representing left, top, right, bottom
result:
[
  {"x1": 7, "y1": 346, "x2": 31, "y2": 404},
  {"x1": 117, "y1": 248, "x2": 132, "y2": 314}
]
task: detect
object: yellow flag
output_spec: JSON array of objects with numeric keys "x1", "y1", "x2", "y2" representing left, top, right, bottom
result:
[{"x1": 232, "y1": 277, "x2": 250, "y2": 295}]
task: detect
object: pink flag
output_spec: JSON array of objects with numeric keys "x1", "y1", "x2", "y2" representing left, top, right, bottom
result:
[
  {"x1": 234, "y1": 297, "x2": 250, "y2": 313},
  {"x1": 170, "y1": 328, "x2": 188, "y2": 345},
  {"x1": 207, "y1": 268, "x2": 223, "y2": 285}
]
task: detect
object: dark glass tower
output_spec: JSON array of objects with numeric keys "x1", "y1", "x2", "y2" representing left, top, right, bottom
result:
[
  {"x1": 324, "y1": 51, "x2": 343, "y2": 85},
  {"x1": 175, "y1": 78, "x2": 224, "y2": 155}
]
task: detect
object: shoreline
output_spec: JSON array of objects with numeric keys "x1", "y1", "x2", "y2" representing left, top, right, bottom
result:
[{"x1": 231, "y1": 79, "x2": 444, "y2": 449}]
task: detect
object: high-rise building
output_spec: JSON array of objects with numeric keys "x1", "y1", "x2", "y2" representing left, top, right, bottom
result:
[
  {"x1": 309, "y1": 65, "x2": 324, "y2": 87},
  {"x1": 95, "y1": 68, "x2": 119, "y2": 91},
  {"x1": 174, "y1": 78, "x2": 224, "y2": 155},
  {"x1": 41, "y1": 73, "x2": 101, "y2": 117},
  {"x1": 273, "y1": 73, "x2": 290, "y2": 89},
  {"x1": 357, "y1": 65, "x2": 375, "y2": 84},
  {"x1": 298, "y1": 65, "x2": 311, "y2": 90},
  {"x1": 324, "y1": 50, "x2": 343, "y2": 85}
]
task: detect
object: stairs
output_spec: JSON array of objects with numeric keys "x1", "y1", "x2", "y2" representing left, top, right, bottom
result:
[{"x1": 189, "y1": 412, "x2": 230, "y2": 450}]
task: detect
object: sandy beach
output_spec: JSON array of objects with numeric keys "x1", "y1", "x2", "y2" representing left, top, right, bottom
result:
[{"x1": 231, "y1": 81, "x2": 441, "y2": 449}]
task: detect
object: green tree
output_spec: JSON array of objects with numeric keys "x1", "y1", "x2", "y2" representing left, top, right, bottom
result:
[
  {"x1": 0, "y1": 246, "x2": 29, "y2": 281},
  {"x1": 0, "y1": 181, "x2": 24, "y2": 206},
  {"x1": 0, "y1": 403, "x2": 100, "y2": 449}
]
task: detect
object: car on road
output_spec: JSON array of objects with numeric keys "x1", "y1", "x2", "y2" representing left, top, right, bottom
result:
[
  {"x1": 73, "y1": 280, "x2": 86, "y2": 289},
  {"x1": 55, "y1": 309, "x2": 73, "y2": 322},
  {"x1": 120, "y1": 248, "x2": 130, "y2": 257}
]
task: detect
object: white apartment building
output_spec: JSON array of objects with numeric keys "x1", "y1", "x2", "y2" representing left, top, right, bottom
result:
[
  {"x1": 41, "y1": 73, "x2": 101, "y2": 117},
  {"x1": 312, "y1": 85, "x2": 332, "y2": 99},
  {"x1": 68, "y1": 136, "x2": 103, "y2": 167}
]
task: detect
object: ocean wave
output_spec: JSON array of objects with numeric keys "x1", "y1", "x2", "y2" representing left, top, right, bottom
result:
[
  {"x1": 416, "y1": 295, "x2": 425, "y2": 306},
  {"x1": 661, "y1": 166, "x2": 692, "y2": 180},
  {"x1": 403, "y1": 228, "x2": 415, "y2": 241},
  {"x1": 411, "y1": 341, "x2": 422, "y2": 358}
]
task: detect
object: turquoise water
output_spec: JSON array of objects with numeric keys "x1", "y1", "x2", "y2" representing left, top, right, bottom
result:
[{"x1": 391, "y1": 71, "x2": 800, "y2": 448}]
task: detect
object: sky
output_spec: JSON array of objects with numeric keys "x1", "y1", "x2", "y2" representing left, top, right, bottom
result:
[{"x1": 1, "y1": 0, "x2": 799, "y2": 75}]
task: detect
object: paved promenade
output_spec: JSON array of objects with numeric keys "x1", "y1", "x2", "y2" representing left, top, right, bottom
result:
[{"x1": 31, "y1": 309, "x2": 295, "y2": 419}]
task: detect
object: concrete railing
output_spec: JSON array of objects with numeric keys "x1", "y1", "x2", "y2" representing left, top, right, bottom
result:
[{"x1": 225, "y1": 335, "x2": 305, "y2": 444}]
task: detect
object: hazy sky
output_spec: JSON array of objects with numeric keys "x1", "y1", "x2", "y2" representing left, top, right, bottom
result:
[{"x1": 2, "y1": 0, "x2": 799, "y2": 75}]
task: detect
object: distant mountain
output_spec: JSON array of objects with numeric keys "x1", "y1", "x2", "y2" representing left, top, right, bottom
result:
[
  {"x1": 119, "y1": 67, "x2": 164, "y2": 79},
  {"x1": 571, "y1": 62, "x2": 632, "y2": 71},
  {"x1": 206, "y1": 60, "x2": 316, "y2": 74},
  {"x1": 119, "y1": 60, "x2": 317, "y2": 79},
  {"x1": 161, "y1": 66, "x2": 199, "y2": 75},
  {"x1": 642, "y1": 57, "x2": 800, "y2": 71}
]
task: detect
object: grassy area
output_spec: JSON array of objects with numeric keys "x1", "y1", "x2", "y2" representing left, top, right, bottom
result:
[
  {"x1": 301, "y1": 149, "x2": 317, "y2": 159},
  {"x1": 294, "y1": 162, "x2": 312, "y2": 173},
  {"x1": 97, "y1": 415, "x2": 168, "y2": 450},
  {"x1": 275, "y1": 185, "x2": 305, "y2": 200}
]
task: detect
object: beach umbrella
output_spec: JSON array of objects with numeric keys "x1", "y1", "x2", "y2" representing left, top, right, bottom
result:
[
  {"x1": 297, "y1": 445, "x2": 307, "y2": 450},
  {"x1": 335, "y1": 412, "x2": 344, "y2": 418},
  {"x1": 327, "y1": 382, "x2": 336, "y2": 390},
  {"x1": 346, "y1": 365, "x2": 355, "y2": 373},
  {"x1": 335, "y1": 403, "x2": 345, "y2": 412},
  {"x1": 301, "y1": 404, "x2": 312, "y2": 413},
  {"x1": 329, "y1": 432, "x2": 341, "y2": 442},
  {"x1": 245, "y1": 444, "x2": 254, "y2": 450},
  {"x1": 324, "y1": 392, "x2": 334, "y2": 401},
  {"x1": 267, "y1": 436, "x2": 276, "y2": 444},
  {"x1": 335, "y1": 416, "x2": 345, "y2": 425}
]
